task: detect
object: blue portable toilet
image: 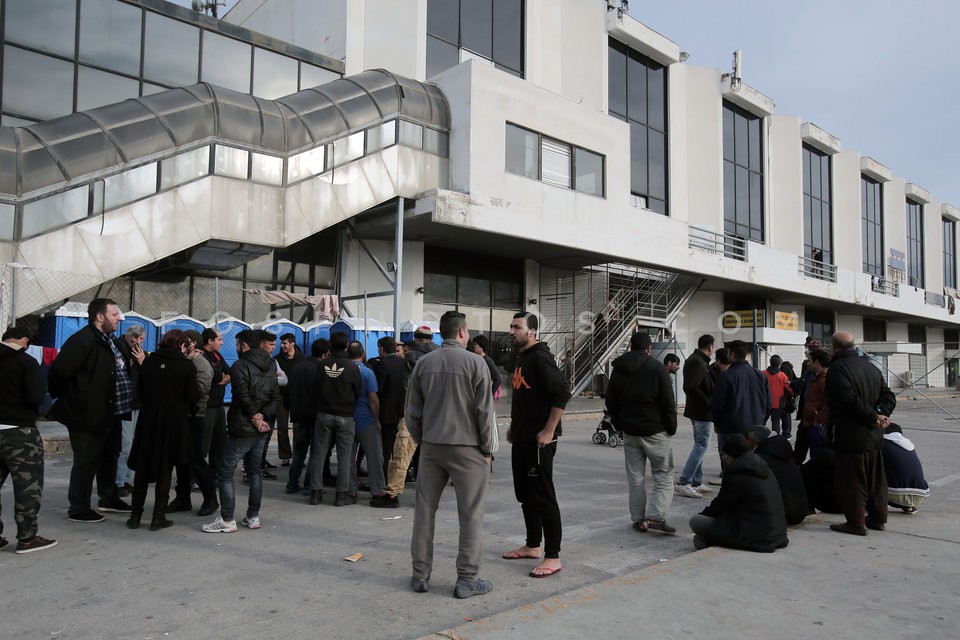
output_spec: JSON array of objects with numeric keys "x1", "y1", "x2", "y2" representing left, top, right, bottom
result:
[
  {"x1": 330, "y1": 317, "x2": 393, "y2": 358},
  {"x1": 215, "y1": 316, "x2": 251, "y2": 366},
  {"x1": 118, "y1": 312, "x2": 159, "y2": 353},
  {"x1": 39, "y1": 302, "x2": 88, "y2": 348},
  {"x1": 159, "y1": 315, "x2": 205, "y2": 338},
  {"x1": 399, "y1": 320, "x2": 442, "y2": 346},
  {"x1": 257, "y1": 319, "x2": 306, "y2": 356},
  {"x1": 303, "y1": 320, "x2": 333, "y2": 352}
]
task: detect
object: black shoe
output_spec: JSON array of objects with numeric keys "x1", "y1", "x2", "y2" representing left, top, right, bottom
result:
[
  {"x1": 126, "y1": 511, "x2": 143, "y2": 529},
  {"x1": 116, "y1": 486, "x2": 131, "y2": 498},
  {"x1": 370, "y1": 494, "x2": 399, "y2": 508},
  {"x1": 0, "y1": 536, "x2": 8, "y2": 549},
  {"x1": 645, "y1": 520, "x2": 677, "y2": 534},
  {"x1": 334, "y1": 492, "x2": 356, "y2": 506},
  {"x1": 97, "y1": 499, "x2": 132, "y2": 513},
  {"x1": 263, "y1": 460, "x2": 277, "y2": 469},
  {"x1": 411, "y1": 577, "x2": 429, "y2": 593},
  {"x1": 166, "y1": 499, "x2": 193, "y2": 513},
  {"x1": 830, "y1": 522, "x2": 867, "y2": 536},
  {"x1": 285, "y1": 484, "x2": 302, "y2": 495},
  {"x1": 69, "y1": 509, "x2": 105, "y2": 523},
  {"x1": 406, "y1": 469, "x2": 417, "y2": 484},
  {"x1": 197, "y1": 499, "x2": 219, "y2": 517},
  {"x1": 309, "y1": 490, "x2": 324, "y2": 505},
  {"x1": 15, "y1": 535, "x2": 58, "y2": 554},
  {"x1": 865, "y1": 519, "x2": 885, "y2": 532},
  {"x1": 149, "y1": 514, "x2": 174, "y2": 531},
  {"x1": 261, "y1": 469, "x2": 277, "y2": 480}
]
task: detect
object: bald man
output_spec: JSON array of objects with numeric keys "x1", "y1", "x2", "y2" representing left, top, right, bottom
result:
[{"x1": 824, "y1": 331, "x2": 896, "y2": 536}]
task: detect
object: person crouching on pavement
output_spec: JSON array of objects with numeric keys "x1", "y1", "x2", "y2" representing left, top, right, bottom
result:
[{"x1": 882, "y1": 423, "x2": 930, "y2": 514}]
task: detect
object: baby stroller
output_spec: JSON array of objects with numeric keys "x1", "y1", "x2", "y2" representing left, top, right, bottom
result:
[{"x1": 592, "y1": 410, "x2": 623, "y2": 448}]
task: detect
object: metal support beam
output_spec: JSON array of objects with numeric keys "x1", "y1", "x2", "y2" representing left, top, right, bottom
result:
[{"x1": 393, "y1": 197, "x2": 404, "y2": 339}]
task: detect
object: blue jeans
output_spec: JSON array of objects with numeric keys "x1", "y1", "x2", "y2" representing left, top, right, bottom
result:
[
  {"x1": 217, "y1": 433, "x2": 268, "y2": 522},
  {"x1": 116, "y1": 409, "x2": 138, "y2": 487},
  {"x1": 678, "y1": 420, "x2": 713, "y2": 487},
  {"x1": 310, "y1": 413, "x2": 355, "y2": 494}
]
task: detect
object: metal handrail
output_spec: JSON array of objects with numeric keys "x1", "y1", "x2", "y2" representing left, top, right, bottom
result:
[
  {"x1": 870, "y1": 276, "x2": 899, "y2": 296},
  {"x1": 797, "y1": 256, "x2": 838, "y2": 283},
  {"x1": 688, "y1": 227, "x2": 748, "y2": 261}
]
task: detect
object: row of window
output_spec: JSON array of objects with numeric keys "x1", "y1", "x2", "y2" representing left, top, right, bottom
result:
[
  {"x1": 3, "y1": 118, "x2": 448, "y2": 241},
  {"x1": 426, "y1": 0, "x2": 524, "y2": 79},
  {"x1": 505, "y1": 123, "x2": 604, "y2": 197},
  {"x1": 0, "y1": 0, "x2": 339, "y2": 125}
]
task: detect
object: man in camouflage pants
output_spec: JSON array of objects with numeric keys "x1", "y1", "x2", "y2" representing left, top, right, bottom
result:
[{"x1": 0, "y1": 327, "x2": 57, "y2": 553}]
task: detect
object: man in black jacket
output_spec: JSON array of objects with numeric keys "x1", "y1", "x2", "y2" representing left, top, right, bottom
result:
[
  {"x1": 202, "y1": 329, "x2": 281, "y2": 533},
  {"x1": 747, "y1": 426, "x2": 808, "y2": 525},
  {"x1": 712, "y1": 340, "x2": 770, "y2": 466},
  {"x1": 49, "y1": 298, "x2": 134, "y2": 522},
  {"x1": 825, "y1": 331, "x2": 896, "y2": 536},
  {"x1": 308, "y1": 331, "x2": 361, "y2": 506},
  {"x1": 0, "y1": 327, "x2": 57, "y2": 553},
  {"x1": 501, "y1": 312, "x2": 570, "y2": 579},
  {"x1": 606, "y1": 332, "x2": 678, "y2": 534},
  {"x1": 369, "y1": 336, "x2": 405, "y2": 504},
  {"x1": 199, "y1": 328, "x2": 231, "y2": 477},
  {"x1": 286, "y1": 338, "x2": 327, "y2": 494},
  {"x1": 273, "y1": 333, "x2": 304, "y2": 466},
  {"x1": 676, "y1": 334, "x2": 716, "y2": 498}
]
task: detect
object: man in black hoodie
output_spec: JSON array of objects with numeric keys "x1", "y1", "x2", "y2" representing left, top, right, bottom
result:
[
  {"x1": 746, "y1": 426, "x2": 807, "y2": 525},
  {"x1": 606, "y1": 332, "x2": 678, "y2": 534},
  {"x1": 308, "y1": 331, "x2": 361, "y2": 506},
  {"x1": 0, "y1": 327, "x2": 57, "y2": 553},
  {"x1": 502, "y1": 312, "x2": 570, "y2": 579}
]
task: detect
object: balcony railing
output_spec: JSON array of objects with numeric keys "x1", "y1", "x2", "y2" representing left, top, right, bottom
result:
[
  {"x1": 797, "y1": 256, "x2": 837, "y2": 283},
  {"x1": 870, "y1": 276, "x2": 899, "y2": 296},
  {"x1": 688, "y1": 227, "x2": 747, "y2": 261}
]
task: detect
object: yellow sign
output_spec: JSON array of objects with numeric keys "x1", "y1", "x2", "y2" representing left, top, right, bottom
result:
[
  {"x1": 774, "y1": 311, "x2": 799, "y2": 331},
  {"x1": 721, "y1": 309, "x2": 765, "y2": 329}
]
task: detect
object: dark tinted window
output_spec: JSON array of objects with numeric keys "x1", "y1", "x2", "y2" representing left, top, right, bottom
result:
[
  {"x1": 943, "y1": 218, "x2": 957, "y2": 289},
  {"x1": 863, "y1": 317, "x2": 886, "y2": 342},
  {"x1": 427, "y1": 0, "x2": 459, "y2": 44},
  {"x1": 492, "y1": 0, "x2": 524, "y2": 74},
  {"x1": 426, "y1": 35, "x2": 459, "y2": 79},
  {"x1": 426, "y1": 0, "x2": 523, "y2": 77},
  {"x1": 906, "y1": 199, "x2": 924, "y2": 288},
  {"x1": 861, "y1": 176, "x2": 883, "y2": 276},
  {"x1": 79, "y1": 0, "x2": 142, "y2": 76},
  {"x1": 462, "y1": 0, "x2": 493, "y2": 58},
  {"x1": 723, "y1": 101, "x2": 763, "y2": 242}
]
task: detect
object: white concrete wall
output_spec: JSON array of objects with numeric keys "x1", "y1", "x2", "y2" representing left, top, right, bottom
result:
[
  {"x1": 836, "y1": 314, "x2": 862, "y2": 340},
  {"x1": 886, "y1": 177, "x2": 907, "y2": 271},
  {"x1": 833, "y1": 151, "x2": 862, "y2": 273},
  {"x1": 676, "y1": 65, "x2": 724, "y2": 229},
  {"x1": 767, "y1": 115, "x2": 804, "y2": 256},
  {"x1": 346, "y1": 0, "x2": 424, "y2": 78},
  {"x1": 923, "y1": 198, "x2": 943, "y2": 292}
]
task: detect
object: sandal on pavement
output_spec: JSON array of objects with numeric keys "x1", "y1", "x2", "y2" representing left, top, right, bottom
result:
[
  {"x1": 529, "y1": 566, "x2": 561, "y2": 578},
  {"x1": 503, "y1": 549, "x2": 542, "y2": 560}
]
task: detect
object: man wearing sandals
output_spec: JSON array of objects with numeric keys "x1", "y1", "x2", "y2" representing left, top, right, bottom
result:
[{"x1": 606, "y1": 332, "x2": 678, "y2": 535}]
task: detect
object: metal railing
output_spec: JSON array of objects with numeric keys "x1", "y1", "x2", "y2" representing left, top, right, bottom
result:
[
  {"x1": 797, "y1": 256, "x2": 838, "y2": 283},
  {"x1": 688, "y1": 227, "x2": 748, "y2": 261},
  {"x1": 871, "y1": 276, "x2": 900, "y2": 297}
]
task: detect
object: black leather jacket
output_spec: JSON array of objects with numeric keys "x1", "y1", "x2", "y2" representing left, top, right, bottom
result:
[{"x1": 226, "y1": 349, "x2": 281, "y2": 438}]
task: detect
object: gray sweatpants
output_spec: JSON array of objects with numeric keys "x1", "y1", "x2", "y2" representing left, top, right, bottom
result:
[{"x1": 411, "y1": 442, "x2": 490, "y2": 581}]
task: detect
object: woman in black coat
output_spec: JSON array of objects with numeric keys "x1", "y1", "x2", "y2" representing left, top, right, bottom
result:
[{"x1": 126, "y1": 330, "x2": 201, "y2": 531}]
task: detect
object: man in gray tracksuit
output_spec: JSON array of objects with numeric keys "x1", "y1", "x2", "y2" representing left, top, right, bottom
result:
[{"x1": 406, "y1": 310, "x2": 498, "y2": 599}]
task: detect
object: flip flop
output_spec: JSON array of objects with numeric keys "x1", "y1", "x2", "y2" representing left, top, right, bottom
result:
[
  {"x1": 502, "y1": 550, "x2": 541, "y2": 560},
  {"x1": 529, "y1": 567, "x2": 561, "y2": 579}
]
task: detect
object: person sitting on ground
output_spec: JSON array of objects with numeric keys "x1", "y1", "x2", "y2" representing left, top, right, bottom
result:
[
  {"x1": 746, "y1": 426, "x2": 808, "y2": 525},
  {"x1": 689, "y1": 434, "x2": 788, "y2": 552},
  {"x1": 882, "y1": 423, "x2": 930, "y2": 514}
]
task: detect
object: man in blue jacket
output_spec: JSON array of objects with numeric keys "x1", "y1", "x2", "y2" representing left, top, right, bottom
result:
[{"x1": 712, "y1": 340, "x2": 770, "y2": 467}]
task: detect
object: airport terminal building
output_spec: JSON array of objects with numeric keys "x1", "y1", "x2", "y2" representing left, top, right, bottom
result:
[{"x1": 1, "y1": 0, "x2": 957, "y2": 394}]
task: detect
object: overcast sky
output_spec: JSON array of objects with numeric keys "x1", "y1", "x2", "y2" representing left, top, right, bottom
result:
[
  {"x1": 635, "y1": 1, "x2": 960, "y2": 207},
  {"x1": 177, "y1": 0, "x2": 958, "y2": 206}
]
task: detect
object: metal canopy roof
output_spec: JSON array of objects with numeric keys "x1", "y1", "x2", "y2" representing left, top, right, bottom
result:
[{"x1": 0, "y1": 69, "x2": 449, "y2": 197}]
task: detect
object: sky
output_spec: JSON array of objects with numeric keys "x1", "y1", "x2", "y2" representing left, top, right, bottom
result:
[
  {"x1": 634, "y1": 1, "x2": 960, "y2": 207},
  {"x1": 175, "y1": 0, "x2": 959, "y2": 206}
]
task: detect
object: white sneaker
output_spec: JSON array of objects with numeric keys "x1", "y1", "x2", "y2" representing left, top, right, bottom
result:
[
  {"x1": 241, "y1": 515, "x2": 261, "y2": 530},
  {"x1": 694, "y1": 484, "x2": 714, "y2": 494},
  {"x1": 202, "y1": 516, "x2": 238, "y2": 533},
  {"x1": 675, "y1": 484, "x2": 702, "y2": 499}
]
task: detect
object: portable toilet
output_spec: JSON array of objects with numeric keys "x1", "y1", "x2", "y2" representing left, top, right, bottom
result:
[
  {"x1": 39, "y1": 302, "x2": 88, "y2": 348},
  {"x1": 215, "y1": 316, "x2": 251, "y2": 366},
  {"x1": 330, "y1": 317, "x2": 394, "y2": 357},
  {"x1": 159, "y1": 314, "x2": 204, "y2": 337},
  {"x1": 257, "y1": 318, "x2": 306, "y2": 357},
  {"x1": 118, "y1": 311, "x2": 159, "y2": 352},
  {"x1": 303, "y1": 320, "x2": 333, "y2": 352},
  {"x1": 399, "y1": 320, "x2": 442, "y2": 346}
]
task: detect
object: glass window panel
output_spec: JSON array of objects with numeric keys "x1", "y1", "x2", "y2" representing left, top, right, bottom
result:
[
  {"x1": 22, "y1": 187, "x2": 88, "y2": 237},
  {"x1": 287, "y1": 146, "x2": 325, "y2": 182},
  {"x1": 424, "y1": 272, "x2": 457, "y2": 303},
  {"x1": 141, "y1": 82, "x2": 168, "y2": 96},
  {"x1": 748, "y1": 115, "x2": 761, "y2": 169},
  {"x1": 648, "y1": 130, "x2": 665, "y2": 200},
  {"x1": 722, "y1": 105, "x2": 735, "y2": 161},
  {"x1": 332, "y1": 131, "x2": 364, "y2": 165},
  {"x1": 426, "y1": 35, "x2": 460, "y2": 78},
  {"x1": 458, "y1": 276, "x2": 491, "y2": 306},
  {"x1": 459, "y1": 306, "x2": 491, "y2": 333},
  {"x1": 300, "y1": 63, "x2": 340, "y2": 90},
  {"x1": 77, "y1": 66, "x2": 139, "y2": 111},
  {"x1": 626, "y1": 57, "x2": 647, "y2": 123},
  {"x1": 143, "y1": 13, "x2": 199, "y2": 87},
  {"x1": 251, "y1": 152, "x2": 283, "y2": 185},
  {"x1": 493, "y1": 280, "x2": 520, "y2": 308},
  {"x1": 734, "y1": 112, "x2": 748, "y2": 165},
  {"x1": 541, "y1": 138, "x2": 571, "y2": 188},
  {"x1": 648, "y1": 197, "x2": 667, "y2": 215},
  {"x1": 608, "y1": 45, "x2": 627, "y2": 117},
  {"x1": 161, "y1": 146, "x2": 210, "y2": 188},
  {"x1": 399, "y1": 120, "x2": 423, "y2": 148},
  {"x1": 214, "y1": 146, "x2": 249, "y2": 179},
  {"x1": 630, "y1": 122, "x2": 647, "y2": 195},
  {"x1": 366, "y1": 120, "x2": 396, "y2": 153},
  {"x1": 647, "y1": 64, "x2": 665, "y2": 131},
  {"x1": 1, "y1": 115, "x2": 37, "y2": 127},
  {"x1": 253, "y1": 48, "x2": 299, "y2": 99},
  {"x1": 101, "y1": 163, "x2": 157, "y2": 210},
  {"x1": 802, "y1": 148, "x2": 811, "y2": 194},
  {"x1": 723, "y1": 162, "x2": 735, "y2": 225},
  {"x1": 574, "y1": 148, "x2": 604, "y2": 197},
  {"x1": 427, "y1": 0, "x2": 459, "y2": 44},
  {"x1": 423, "y1": 127, "x2": 448, "y2": 155},
  {"x1": 0, "y1": 203, "x2": 15, "y2": 241},
  {"x1": 735, "y1": 166, "x2": 750, "y2": 227},
  {"x1": 821, "y1": 158, "x2": 831, "y2": 201},
  {"x1": 79, "y1": 0, "x2": 141, "y2": 76},
  {"x1": 809, "y1": 153, "x2": 821, "y2": 197},
  {"x1": 202, "y1": 32, "x2": 251, "y2": 93},
  {"x1": 5, "y1": 0, "x2": 76, "y2": 57},
  {"x1": 492, "y1": 0, "x2": 523, "y2": 74},
  {"x1": 2, "y1": 47, "x2": 74, "y2": 121},
  {"x1": 505, "y1": 124, "x2": 538, "y2": 179},
  {"x1": 462, "y1": 0, "x2": 493, "y2": 59}
]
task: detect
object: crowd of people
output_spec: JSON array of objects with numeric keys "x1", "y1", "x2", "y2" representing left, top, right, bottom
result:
[{"x1": 0, "y1": 299, "x2": 933, "y2": 602}]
